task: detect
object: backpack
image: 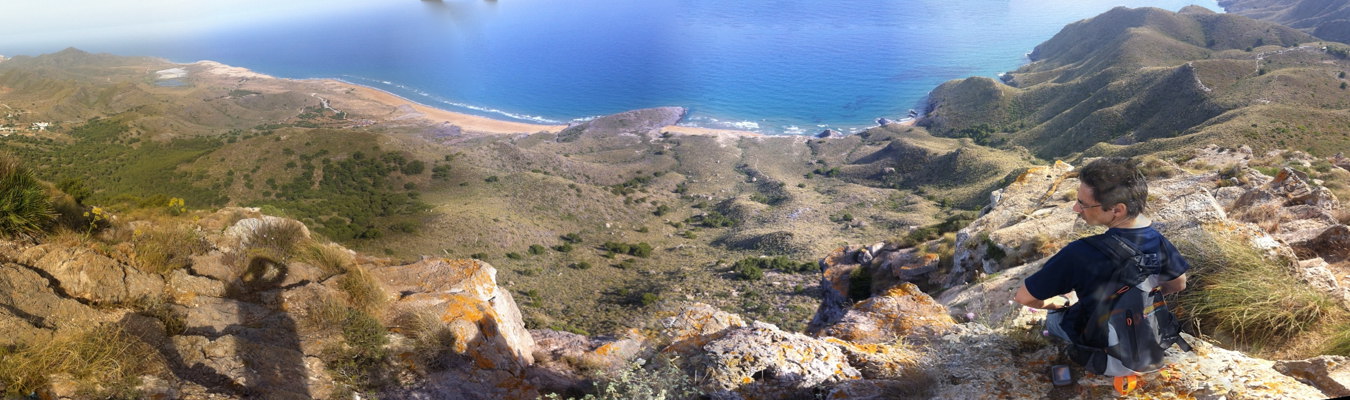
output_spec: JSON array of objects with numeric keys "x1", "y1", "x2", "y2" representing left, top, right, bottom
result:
[{"x1": 1064, "y1": 233, "x2": 1192, "y2": 376}]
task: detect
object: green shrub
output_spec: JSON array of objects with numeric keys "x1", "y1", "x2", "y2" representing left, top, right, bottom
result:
[
  {"x1": 735, "y1": 262, "x2": 763, "y2": 281},
  {"x1": 506, "y1": 252, "x2": 524, "y2": 260},
  {"x1": 570, "y1": 261, "x2": 592, "y2": 270},
  {"x1": 326, "y1": 309, "x2": 391, "y2": 395},
  {"x1": 529, "y1": 244, "x2": 547, "y2": 255},
  {"x1": 848, "y1": 266, "x2": 873, "y2": 302},
  {"x1": 0, "y1": 155, "x2": 55, "y2": 237},
  {"x1": 553, "y1": 243, "x2": 574, "y2": 252},
  {"x1": 543, "y1": 356, "x2": 701, "y2": 400}
]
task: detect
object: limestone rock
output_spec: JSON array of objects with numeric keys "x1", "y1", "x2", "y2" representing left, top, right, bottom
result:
[
  {"x1": 949, "y1": 161, "x2": 1079, "y2": 285},
  {"x1": 372, "y1": 257, "x2": 535, "y2": 367},
  {"x1": 1274, "y1": 355, "x2": 1350, "y2": 398},
  {"x1": 659, "y1": 302, "x2": 746, "y2": 344},
  {"x1": 824, "y1": 338, "x2": 925, "y2": 380},
  {"x1": 1150, "y1": 188, "x2": 1227, "y2": 230},
  {"x1": 689, "y1": 321, "x2": 860, "y2": 398},
  {"x1": 221, "y1": 216, "x2": 311, "y2": 254},
  {"x1": 0, "y1": 263, "x2": 105, "y2": 341},
  {"x1": 19, "y1": 244, "x2": 164, "y2": 305},
  {"x1": 806, "y1": 246, "x2": 865, "y2": 335},
  {"x1": 924, "y1": 326, "x2": 1324, "y2": 399},
  {"x1": 874, "y1": 247, "x2": 941, "y2": 283},
  {"x1": 819, "y1": 283, "x2": 955, "y2": 344},
  {"x1": 1300, "y1": 224, "x2": 1350, "y2": 263},
  {"x1": 166, "y1": 268, "x2": 227, "y2": 303}
]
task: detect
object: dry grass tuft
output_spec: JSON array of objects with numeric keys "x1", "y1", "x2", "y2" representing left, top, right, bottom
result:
[
  {"x1": 302, "y1": 241, "x2": 354, "y2": 276},
  {"x1": 1172, "y1": 227, "x2": 1345, "y2": 354},
  {"x1": 0, "y1": 323, "x2": 167, "y2": 398},
  {"x1": 340, "y1": 264, "x2": 387, "y2": 314},
  {"x1": 132, "y1": 223, "x2": 210, "y2": 275},
  {"x1": 1233, "y1": 202, "x2": 1284, "y2": 233}
]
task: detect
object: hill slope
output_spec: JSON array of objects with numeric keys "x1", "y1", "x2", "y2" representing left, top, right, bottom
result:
[
  {"x1": 1222, "y1": 0, "x2": 1350, "y2": 45},
  {"x1": 919, "y1": 6, "x2": 1350, "y2": 160}
]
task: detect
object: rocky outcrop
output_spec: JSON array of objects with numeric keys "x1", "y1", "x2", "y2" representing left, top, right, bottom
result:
[
  {"x1": 675, "y1": 321, "x2": 861, "y2": 399},
  {"x1": 1273, "y1": 355, "x2": 1350, "y2": 398},
  {"x1": 555, "y1": 106, "x2": 686, "y2": 142},
  {"x1": 818, "y1": 283, "x2": 955, "y2": 344}
]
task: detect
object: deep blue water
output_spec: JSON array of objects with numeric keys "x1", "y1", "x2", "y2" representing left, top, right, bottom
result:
[{"x1": 0, "y1": 0, "x2": 1220, "y2": 134}]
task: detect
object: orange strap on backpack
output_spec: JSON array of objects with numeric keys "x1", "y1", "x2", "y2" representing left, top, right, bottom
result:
[{"x1": 1114, "y1": 375, "x2": 1141, "y2": 395}]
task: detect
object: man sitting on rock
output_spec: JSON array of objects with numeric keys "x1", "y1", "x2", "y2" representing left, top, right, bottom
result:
[{"x1": 1013, "y1": 157, "x2": 1190, "y2": 364}]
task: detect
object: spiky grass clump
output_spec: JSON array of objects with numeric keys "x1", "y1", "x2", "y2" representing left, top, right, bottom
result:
[
  {"x1": 132, "y1": 223, "x2": 210, "y2": 275},
  {"x1": 0, "y1": 155, "x2": 55, "y2": 237},
  {"x1": 339, "y1": 265, "x2": 386, "y2": 314},
  {"x1": 1326, "y1": 323, "x2": 1350, "y2": 356},
  {"x1": 244, "y1": 218, "x2": 308, "y2": 260},
  {"x1": 1173, "y1": 227, "x2": 1343, "y2": 351},
  {"x1": 0, "y1": 324, "x2": 167, "y2": 398},
  {"x1": 302, "y1": 241, "x2": 354, "y2": 276}
]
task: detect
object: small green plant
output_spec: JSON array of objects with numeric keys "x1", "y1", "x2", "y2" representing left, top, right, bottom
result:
[
  {"x1": 484, "y1": 175, "x2": 500, "y2": 183},
  {"x1": 542, "y1": 356, "x2": 702, "y2": 400},
  {"x1": 0, "y1": 154, "x2": 55, "y2": 237},
  {"x1": 529, "y1": 244, "x2": 547, "y2": 255},
  {"x1": 570, "y1": 261, "x2": 592, "y2": 270},
  {"x1": 553, "y1": 243, "x2": 575, "y2": 252},
  {"x1": 506, "y1": 252, "x2": 524, "y2": 260},
  {"x1": 325, "y1": 308, "x2": 392, "y2": 395}
]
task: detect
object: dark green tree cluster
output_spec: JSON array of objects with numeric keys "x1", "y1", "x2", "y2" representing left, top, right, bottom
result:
[
  {"x1": 602, "y1": 241, "x2": 653, "y2": 258},
  {"x1": 731, "y1": 256, "x2": 816, "y2": 281}
]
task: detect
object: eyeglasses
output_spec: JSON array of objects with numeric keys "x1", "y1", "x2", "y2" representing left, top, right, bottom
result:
[{"x1": 1076, "y1": 199, "x2": 1103, "y2": 209}]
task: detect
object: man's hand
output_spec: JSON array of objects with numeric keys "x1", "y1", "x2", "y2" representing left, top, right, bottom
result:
[{"x1": 1015, "y1": 285, "x2": 1068, "y2": 310}]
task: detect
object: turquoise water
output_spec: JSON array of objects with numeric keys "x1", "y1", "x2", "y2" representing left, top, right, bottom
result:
[{"x1": 0, "y1": 0, "x2": 1220, "y2": 134}]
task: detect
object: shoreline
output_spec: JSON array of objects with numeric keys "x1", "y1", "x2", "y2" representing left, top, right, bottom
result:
[{"x1": 190, "y1": 60, "x2": 831, "y2": 138}]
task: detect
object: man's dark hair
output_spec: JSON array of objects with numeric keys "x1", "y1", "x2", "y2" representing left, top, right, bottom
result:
[{"x1": 1079, "y1": 157, "x2": 1148, "y2": 217}]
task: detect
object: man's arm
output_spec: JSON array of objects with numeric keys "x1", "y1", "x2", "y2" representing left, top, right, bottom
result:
[
  {"x1": 1160, "y1": 273, "x2": 1187, "y2": 295},
  {"x1": 1014, "y1": 285, "x2": 1069, "y2": 310}
]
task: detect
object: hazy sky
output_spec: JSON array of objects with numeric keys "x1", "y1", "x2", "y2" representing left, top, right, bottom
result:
[{"x1": 0, "y1": 0, "x2": 384, "y2": 53}]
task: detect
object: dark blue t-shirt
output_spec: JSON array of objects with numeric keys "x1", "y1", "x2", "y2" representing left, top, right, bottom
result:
[{"x1": 1024, "y1": 225, "x2": 1189, "y2": 335}]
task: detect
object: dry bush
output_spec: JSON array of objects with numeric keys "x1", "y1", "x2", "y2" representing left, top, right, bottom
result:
[
  {"x1": 0, "y1": 324, "x2": 168, "y2": 398},
  {"x1": 1233, "y1": 203, "x2": 1284, "y2": 233},
  {"x1": 132, "y1": 223, "x2": 210, "y2": 275},
  {"x1": 1138, "y1": 156, "x2": 1177, "y2": 179},
  {"x1": 392, "y1": 306, "x2": 457, "y2": 370}
]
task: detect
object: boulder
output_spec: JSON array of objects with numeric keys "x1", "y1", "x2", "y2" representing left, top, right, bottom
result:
[
  {"x1": 659, "y1": 302, "x2": 746, "y2": 344},
  {"x1": 818, "y1": 283, "x2": 955, "y2": 344},
  {"x1": 0, "y1": 263, "x2": 107, "y2": 340},
  {"x1": 371, "y1": 257, "x2": 535, "y2": 367},
  {"x1": 1298, "y1": 224, "x2": 1350, "y2": 263},
  {"x1": 687, "y1": 321, "x2": 860, "y2": 398},
  {"x1": 1150, "y1": 188, "x2": 1228, "y2": 231},
  {"x1": 19, "y1": 244, "x2": 164, "y2": 305},
  {"x1": 814, "y1": 129, "x2": 842, "y2": 139},
  {"x1": 806, "y1": 246, "x2": 866, "y2": 335},
  {"x1": 924, "y1": 326, "x2": 1325, "y2": 399},
  {"x1": 873, "y1": 247, "x2": 940, "y2": 282},
  {"x1": 1274, "y1": 355, "x2": 1350, "y2": 398},
  {"x1": 948, "y1": 161, "x2": 1079, "y2": 285}
]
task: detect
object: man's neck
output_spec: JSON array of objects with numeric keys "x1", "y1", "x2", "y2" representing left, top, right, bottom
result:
[{"x1": 1109, "y1": 214, "x2": 1151, "y2": 229}]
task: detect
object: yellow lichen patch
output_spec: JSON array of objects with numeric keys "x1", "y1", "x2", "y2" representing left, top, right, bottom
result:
[
  {"x1": 742, "y1": 376, "x2": 754, "y2": 384},
  {"x1": 1015, "y1": 166, "x2": 1048, "y2": 185},
  {"x1": 594, "y1": 342, "x2": 616, "y2": 356}
]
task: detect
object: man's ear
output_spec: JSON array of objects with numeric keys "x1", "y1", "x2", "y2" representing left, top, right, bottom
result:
[{"x1": 1110, "y1": 202, "x2": 1129, "y2": 216}]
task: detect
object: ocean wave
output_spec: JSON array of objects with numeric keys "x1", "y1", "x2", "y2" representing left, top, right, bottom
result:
[{"x1": 339, "y1": 75, "x2": 564, "y2": 124}]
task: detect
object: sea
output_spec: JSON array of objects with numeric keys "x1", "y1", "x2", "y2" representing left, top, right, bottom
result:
[{"x1": 0, "y1": 0, "x2": 1221, "y2": 135}]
